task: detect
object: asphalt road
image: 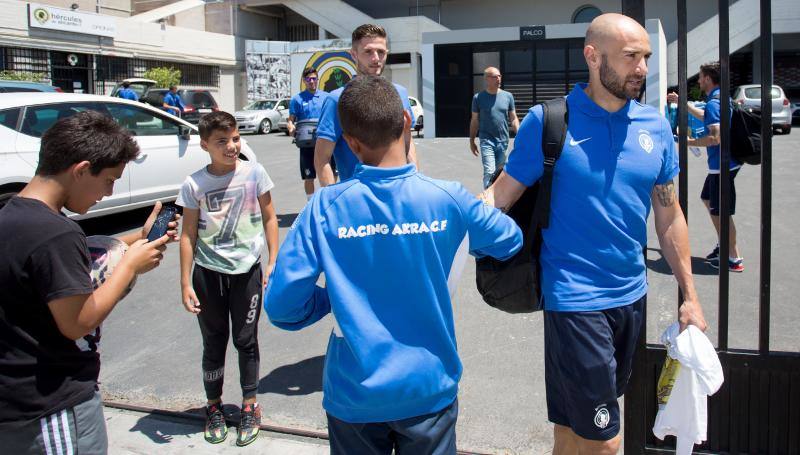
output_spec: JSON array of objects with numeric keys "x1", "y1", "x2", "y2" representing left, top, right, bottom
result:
[{"x1": 88, "y1": 129, "x2": 799, "y2": 454}]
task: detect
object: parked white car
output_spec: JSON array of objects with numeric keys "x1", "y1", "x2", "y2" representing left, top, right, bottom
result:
[
  {"x1": 234, "y1": 99, "x2": 290, "y2": 134},
  {"x1": 732, "y1": 84, "x2": 792, "y2": 134},
  {"x1": 409, "y1": 96, "x2": 423, "y2": 132},
  {"x1": 0, "y1": 93, "x2": 257, "y2": 219}
]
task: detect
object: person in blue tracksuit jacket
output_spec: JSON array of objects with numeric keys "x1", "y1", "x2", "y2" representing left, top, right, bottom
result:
[{"x1": 264, "y1": 76, "x2": 522, "y2": 455}]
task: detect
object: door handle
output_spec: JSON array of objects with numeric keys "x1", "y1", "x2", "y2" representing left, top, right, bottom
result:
[{"x1": 134, "y1": 153, "x2": 148, "y2": 163}]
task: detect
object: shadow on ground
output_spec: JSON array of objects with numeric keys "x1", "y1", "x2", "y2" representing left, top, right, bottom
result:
[
  {"x1": 646, "y1": 247, "x2": 718, "y2": 276},
  {"x1": 127, "y1": 413, "x2": 203, "y2": 444},
  {"x1": 259, "y1": 355, "x2": 324, "y2": 396}
]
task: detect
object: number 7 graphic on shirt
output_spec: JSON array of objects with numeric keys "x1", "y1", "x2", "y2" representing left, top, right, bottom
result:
[{"x1": 206, "y1": 186, "x2": 245, "y2": 248}]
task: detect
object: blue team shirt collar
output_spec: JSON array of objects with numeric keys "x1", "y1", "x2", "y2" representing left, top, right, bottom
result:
[
  {"x1": 706, "y1": 87, "x2": 720, "y2": 101},
  {"x1": 569, "y1": 82, "x2": 633, "y2": 119},
  {"x1": 353, "y1": 163, "x2": 417, "y2": 180}
]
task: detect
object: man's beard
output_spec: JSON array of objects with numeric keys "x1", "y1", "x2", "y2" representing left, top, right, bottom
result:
[{"x1": 599, "y1": 55, "x2": 643, "y2": 100}]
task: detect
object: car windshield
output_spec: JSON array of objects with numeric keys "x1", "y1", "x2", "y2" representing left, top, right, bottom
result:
[
  {"x1": 743, "y1": 87, "x2": 781, "y2": 99},
  {"x1": 243, "y1": 101, "x2": 275, "y2": 110}
]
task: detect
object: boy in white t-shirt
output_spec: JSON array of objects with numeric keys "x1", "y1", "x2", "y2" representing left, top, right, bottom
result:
[{"x1": 177, "y1": 111, "x2": 278, "y2": 447}]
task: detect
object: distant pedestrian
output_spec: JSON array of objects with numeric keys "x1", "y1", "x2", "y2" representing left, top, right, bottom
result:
[
  {"x1": 163, "y1": 85, "x2": 185, "y2": 117},
  {"x1": 288, "y1": 67, "x2": 332, "y2": 199},
  {"x1": 469, "y1": 66, "x2": 519, "y2": 188},
  {"x1": 117, "y1": 81, "x2": 139, "y2": 101}
]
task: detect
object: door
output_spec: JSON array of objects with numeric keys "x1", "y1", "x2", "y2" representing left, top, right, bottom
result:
[
  {"x1": 15, "y1": 102, "x2": 131, "y2": 211},
  {"x1": 102, "y1": 102, "x2": 207, "y2": 204},
  {"x1": 50, "y1": 52, "x2": 92, "y2": 94}
]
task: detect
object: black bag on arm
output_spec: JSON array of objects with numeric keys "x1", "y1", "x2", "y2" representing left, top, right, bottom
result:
[
  {"x1": 475, "y1": 97, "x2": 568, "y2": 313},
  {"x1": 713, "y1": 94, "x2": 762, "y2": 165}
]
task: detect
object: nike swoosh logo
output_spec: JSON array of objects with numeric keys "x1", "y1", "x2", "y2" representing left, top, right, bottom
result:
[{"x1": 569, "y1": 137, "x2": 591, "y2": 146}]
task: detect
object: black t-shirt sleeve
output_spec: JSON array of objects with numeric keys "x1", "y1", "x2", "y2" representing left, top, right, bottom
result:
[{"x1": 28, "y1": 231, "x2": 93, "y2": 303}]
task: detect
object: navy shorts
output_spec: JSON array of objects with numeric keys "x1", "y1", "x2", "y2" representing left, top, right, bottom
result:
[
  {"x1": 544, "y1": 296, "x2": 645, "y2": 441},
  {"x1": 326, "y1": 399, "x2": 457, "y2": 455},
  {"x1": 299, "y1": 147, "x2": 336, "y2": 180},
  {"x1": 700, "y1": 169, "x2": 739, "y2": 216}
]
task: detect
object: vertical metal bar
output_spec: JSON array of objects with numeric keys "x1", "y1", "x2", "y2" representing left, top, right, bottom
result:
[
  {"x1": 718, "y1": 0, "x2": 731, "y2": 351},
  {"x1": 758, "y1": 0, "x2": 772, "y2": 354},
  {"x1": 678, "y1": 0, "x2": 689, "y2": 308},
  {"x1": 621, "y1": 0, "x2": 645, "y2": 25}
]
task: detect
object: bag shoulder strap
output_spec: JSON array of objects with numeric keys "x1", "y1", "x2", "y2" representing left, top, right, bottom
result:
[{"x1": 532, "y1": 96, "x2": 568, "y2": 230}]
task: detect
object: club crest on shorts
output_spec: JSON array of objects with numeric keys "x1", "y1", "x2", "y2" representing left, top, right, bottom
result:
[
  {"x1": 594, "y1": 405, "x2": 610, "y2": 429},
  {"x1": 639, "y1": 129, "x2": 654, "y2": 154}
]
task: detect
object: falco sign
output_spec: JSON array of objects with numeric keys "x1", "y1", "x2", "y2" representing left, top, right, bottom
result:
[
  {"x1": 28, "y1": 3, "x2": 117, "y2": 38},
  {"x1": 520, "y1": 26, "x2": 546, "y2": 41}
]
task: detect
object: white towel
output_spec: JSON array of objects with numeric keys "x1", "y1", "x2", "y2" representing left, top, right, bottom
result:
[{"x1": 652, "y1": 323, "x2": 724, "y2": 454}]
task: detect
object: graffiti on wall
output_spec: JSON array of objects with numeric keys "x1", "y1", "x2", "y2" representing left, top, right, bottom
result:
[
  {"x1": 299, "y1": 51, "x2": 356, "y2": 93},
  {"x1": 245, "y1": 53, "x2": 290, "y2": 101}
]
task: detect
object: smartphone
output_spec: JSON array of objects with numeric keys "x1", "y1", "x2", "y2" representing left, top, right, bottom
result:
[{"x1": 146, "y1": 206, "x2": 178, "y2": 242}]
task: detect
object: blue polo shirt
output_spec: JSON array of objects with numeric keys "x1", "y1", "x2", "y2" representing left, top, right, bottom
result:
[
  {"x1": 471, "y1": 89, "x2": 515, "y2": 143},
  {"x1": 290, "y1": 89, "x2": 329, "y2": 121},
  {"x1": 504, "y1": 83, "x2": 679, "y2": 312},
  {"x1": 117, "y1": 88, "x2": 138, "y2": 101},
  {"x1": 163, "y1": 91, "x2": 184, "y2": 112},
  {"x1": 316, "y1": 81, "x2": 415, "y2": 181},
  {"x1": 703, "y1": 87, "x2": 740, "y2": 173}
]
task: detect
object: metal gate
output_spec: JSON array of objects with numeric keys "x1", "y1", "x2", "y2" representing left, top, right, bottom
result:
[{"x1": 624, "y1": 0, "x2": 800, "y2": 453}]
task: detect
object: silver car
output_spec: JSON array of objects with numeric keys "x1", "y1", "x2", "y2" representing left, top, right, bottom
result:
[
  {"x1": 234, "y1": 99, "x2": 290, "y2": 134},
  {"x1": 732, "y1": 84, "x2": 792, "y2": 134}
]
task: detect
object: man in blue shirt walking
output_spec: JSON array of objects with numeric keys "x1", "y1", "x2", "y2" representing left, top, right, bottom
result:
[
  {"x1": 117, "y1": 81, "x2": 139, "y2": 101},
  {"x1": 314, "y1": 24, "x2": 417, "y2": 186},
  {"x1": 668, "y1": 61, "x2": 743, "y2": 272},
  {"x1": 469, "y1": 66, "x2": 519, "y2": 188},
  {"x1": 163, "y1": 85, "x2": 185, "y2": 117},
  {"x1": 288, "y1": 67, "x2": 330, "y2": 199},
  {"x1": 265, "y1": 76, "x2": 521, "y2": 455},
  {"x1": 481, "y1": 14, "x2": 707, "y2": 454}
]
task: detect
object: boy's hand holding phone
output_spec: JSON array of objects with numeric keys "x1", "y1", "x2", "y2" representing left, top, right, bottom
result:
[{"x1": 143, "y1": 201, "x2": 181, "y2": 243}]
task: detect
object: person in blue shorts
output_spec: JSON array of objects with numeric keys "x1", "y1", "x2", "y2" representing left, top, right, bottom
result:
[
  {"x1": 314, "y1": 23, "x2": 417, "y2": 186},
  {"x1": 469, "y1": 66, "x2": 519, "y2": 189},
  {"x1": 288, "y1": 66, "x2": 332, "y2": 199},
  {"x1": 480, "y1": 14, "x2": 707, "y2": 454},
  {"x1": 117, "y1": 81, "x2": 139, "y2": 101},
  {"x1": 264, "y1": 75, "x2": 522, "y2": 455},
  {"x1": 668, "y1": 61, "x2": 743, "y2": 272}
]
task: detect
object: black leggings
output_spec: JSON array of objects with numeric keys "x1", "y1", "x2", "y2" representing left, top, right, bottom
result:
[{"x1": 193, "y1": 262, "x2": 262, "y2": 401}]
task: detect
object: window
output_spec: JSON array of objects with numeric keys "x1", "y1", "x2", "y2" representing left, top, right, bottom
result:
[
  {"x1": 103, "y1": 103, "x2": 180, "y2": 137},
  {"x1": 21, "y1": 103, "x2": 105, "y2": 138},
  {"x1": 277, "y1": 100, "x2": 289, "y2": 110},
  {"x1": 188, "y1": 91, "x2": 214, "y2": 108},
  {"x1": 572, "y1": 5, "x2": 602, "y2": 23},
  {"x1": 744, "y1": 87, "x2": 781, "y2": 99},
  {"x1": 0, "y1": 108, "x2": 20, "y2": 130}
]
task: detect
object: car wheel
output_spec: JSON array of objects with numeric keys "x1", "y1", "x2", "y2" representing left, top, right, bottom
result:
[
  {"x1": 258, "y1": 119, "x2": 272, "y2": 134},
  {"x1": 0, "y1": 191, "x2": 18, "y2": 211},
  {"x1": 783, "y1": 125, "x2": 791, "y2": 135}
]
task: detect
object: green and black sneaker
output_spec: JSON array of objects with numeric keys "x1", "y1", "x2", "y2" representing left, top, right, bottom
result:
[
  {"x1": 236, "y1": 402, "x2": 262, "y2": 447},
  {"x1": 204, "y1": 403, "x2": 228, "y2": 444}
]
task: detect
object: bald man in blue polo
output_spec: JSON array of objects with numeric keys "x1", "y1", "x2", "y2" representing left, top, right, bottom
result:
[{"x1": 481, "y1": 13, "x2": 708, "y2": 455}]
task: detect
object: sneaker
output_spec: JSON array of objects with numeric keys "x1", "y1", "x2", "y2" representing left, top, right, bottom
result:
[
  {"x1": 705, "y1": 244, "x2": 720, "y2": 262},
  {"x1": 204, "y1": 403, "x2": 228, "y2": 444},
  {"x1": 709, "y1": 257, "x2": 744, "y2": 273},
  {"x1": 236, "y1": 402, "x2": 261, "y2": 447}
]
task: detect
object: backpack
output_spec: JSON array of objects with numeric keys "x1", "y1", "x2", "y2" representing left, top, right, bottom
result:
[
  {"x1": 712, "y1": 94, "x2": 762, "y2": 165},
  {"x1": 475, "y1": 97, "x2": 568, "y2": 313}
]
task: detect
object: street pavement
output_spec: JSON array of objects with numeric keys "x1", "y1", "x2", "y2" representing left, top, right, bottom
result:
[{"x1": 85, "y1": 129, "x2": 799, "y2": 454}]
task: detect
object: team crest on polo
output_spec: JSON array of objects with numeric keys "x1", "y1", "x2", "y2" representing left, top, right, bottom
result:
[
  {"x1": 594, "y1": 405, "x2": 610, "y2": 429},
  {"x1": 639, "y1": 129, "x2": 654, "y2": 154}
]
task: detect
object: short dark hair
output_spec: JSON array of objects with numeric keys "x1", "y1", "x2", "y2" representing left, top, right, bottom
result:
[
  {"x1": 198, "y1": 111, "x2": 237, "y2": 140},
  {"x1": 338, "y1": 76, "x2": 404, "y2": 150},
  {"x1": 122, "y1": 81, "x2": 131, "y2": 88},
  {"x1": 36, "y1": 110, "x2": 139, "y2": 176},
  {"x1": 352, "y1": 24, "x2": 386, "y2": 43},
  {"x1": 302, "y1": 67, "x2": 318, "y2": 79},
  {"x1": 699, "y1": 61, "x2": 721, "y2": 85},
  {"x1": 169, "y1": 85, "x2": 178, "y2": 91}
]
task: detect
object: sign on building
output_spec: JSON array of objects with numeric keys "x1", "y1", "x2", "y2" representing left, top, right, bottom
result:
[{"x1": 28, "y1": 3, "x2": 117, "y2": 38}]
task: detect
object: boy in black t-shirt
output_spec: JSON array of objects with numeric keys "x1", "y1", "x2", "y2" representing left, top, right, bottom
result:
[{"x1": 0, "y1": 111, "x2": 178, "y2": 454}]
